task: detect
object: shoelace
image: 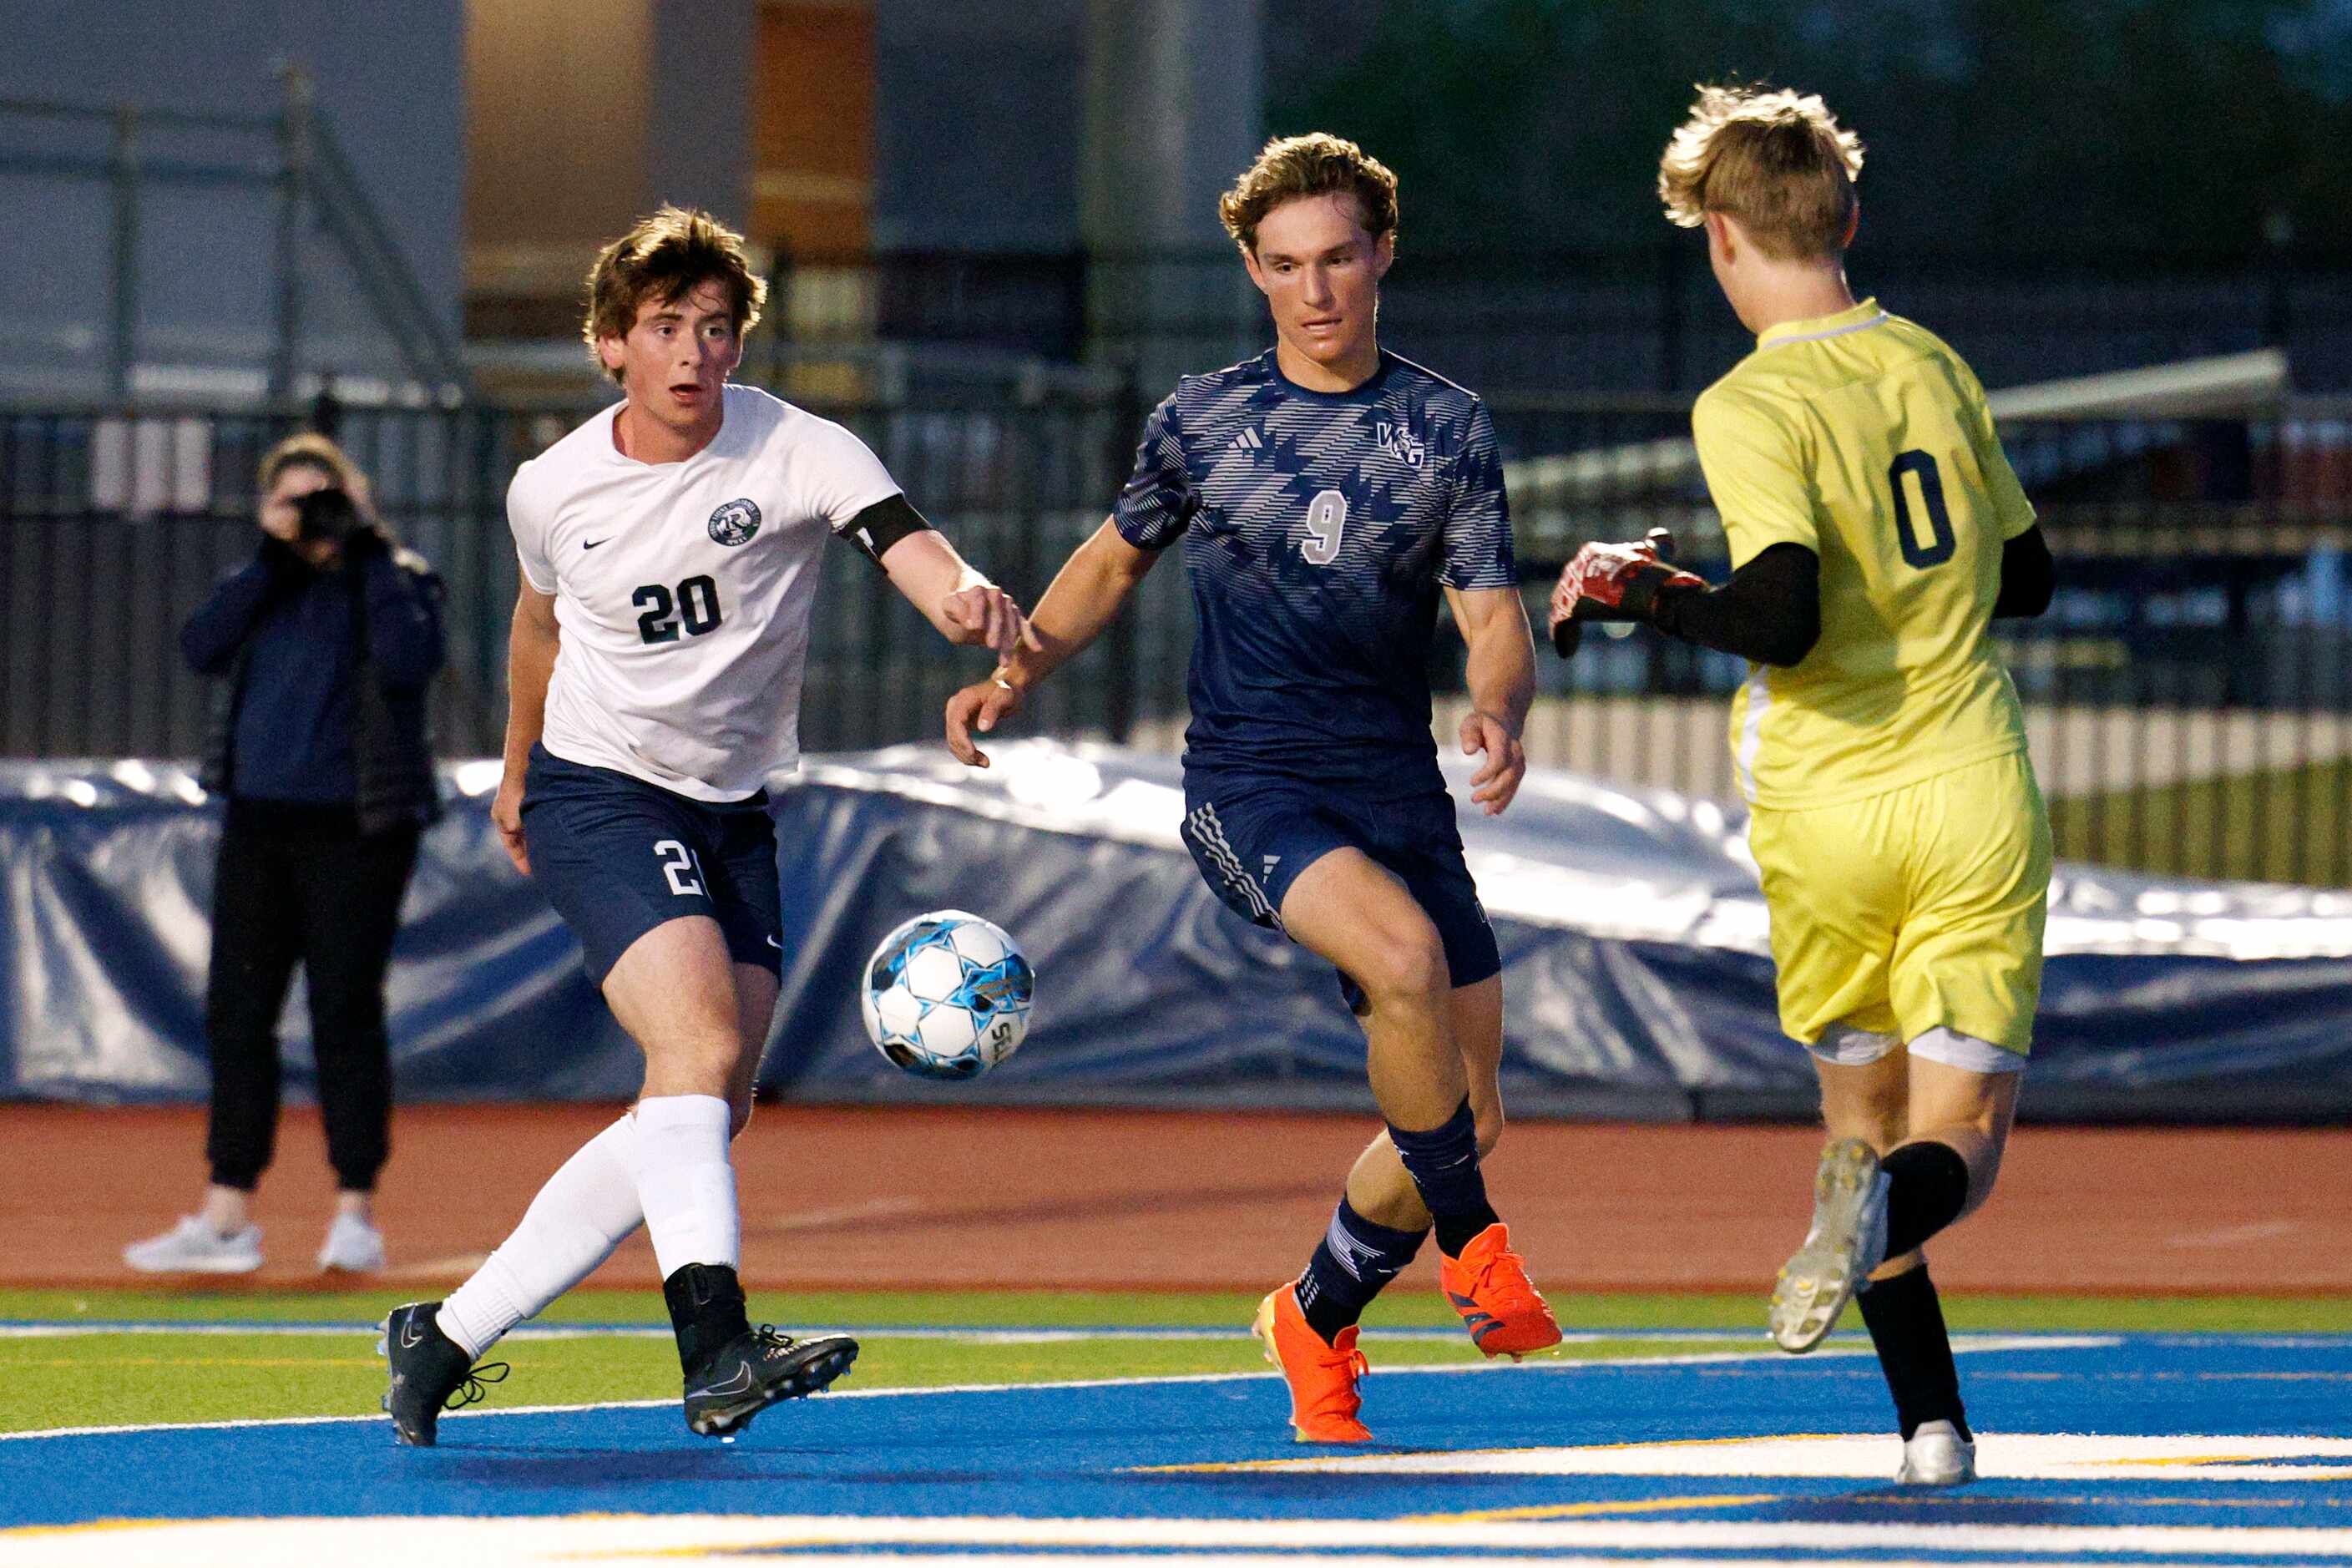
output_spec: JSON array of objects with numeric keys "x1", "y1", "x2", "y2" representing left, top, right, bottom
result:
[
  {"x1": 1459, "y1": 1245, "x2": 1540, "y2": 1311},
  {"x1": 439, "y1": 1360, "x2": 510, "y2": 1413},
  {"x1": 1297, "y1": 1335, "x2": 1373, "y2": 1410},
  {"x1": 748, "y1": 1325, "x2": 799, "y2": 1355},
  {"x1": 1306, "y1": 1343, "x2": 1370, "y2": 1419}
]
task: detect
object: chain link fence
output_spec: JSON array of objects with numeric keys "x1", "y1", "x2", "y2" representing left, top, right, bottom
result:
[{"x1": 7, "y1": 384, "x2": 2350, "y2": 885}]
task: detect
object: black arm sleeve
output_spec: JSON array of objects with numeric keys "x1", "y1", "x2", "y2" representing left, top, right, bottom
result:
[
  {"x1": 1993, "y1": 525, "x2": 2056, "y2": 619},
  {"x1": 833, "y1": 493, "x2": 933, "y2": 567},
  {"x1": 1646, "y1": 541, "x2": 1821, "y2": 668}
]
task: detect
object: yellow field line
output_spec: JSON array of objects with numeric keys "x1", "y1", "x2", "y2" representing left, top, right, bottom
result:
[
  {"x1": 1135, "y1": 1432, "x2": 1852, "y2": 1474},
  {"x1": 1400, "y1": 1492, "x2": 1778, "y2": 1523}
]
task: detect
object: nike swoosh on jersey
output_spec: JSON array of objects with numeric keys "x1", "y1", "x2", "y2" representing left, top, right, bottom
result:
[{"x1": 582, "y1": 538, "x2": 609, "y2": 549}]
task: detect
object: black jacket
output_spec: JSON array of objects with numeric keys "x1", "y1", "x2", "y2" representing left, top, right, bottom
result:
[{"x1": 188, "y1": 535, "x2": 446, "y2": 835}]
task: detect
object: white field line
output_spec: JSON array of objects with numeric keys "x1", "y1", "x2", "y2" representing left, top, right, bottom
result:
[
  {"x1": 0, "y1": 1335, "x2": 2108, "y2": 1443},
  {"x1": 0, "y1": 1536, "x2": 2285, "y2": 1568},
  {"x1": 10, "y1": 1504, "x2": 2352, "y2": 1566},
  {"x1": 1161, "y1": 1430, "x2": 2352, "y2": 1483},
  {"x1": 0, "y1": 1323, "x2": 1786, "y2": 1344}
]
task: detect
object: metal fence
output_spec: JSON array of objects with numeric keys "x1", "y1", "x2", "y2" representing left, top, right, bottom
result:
[
  {"x1": 756, "y1": 245, "x2": 2352, "y2": 397},
  {"x1": 0, "y1": 79, "x2": 465, "y2": 405},
  {"x1": 7, "y1": 387, "x2": 2352, "y2": 886},
  {"x1": 0, "y1": 382, "x2": 1156, "y2": 764}
]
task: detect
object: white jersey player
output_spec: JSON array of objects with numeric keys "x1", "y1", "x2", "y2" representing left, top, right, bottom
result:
[
  {"x1": 380, "y1": 205, "x2": 1036, "y2": 1448},
  {"x1": 508, "y1": 382, "x2": 908, "y2": 798}
]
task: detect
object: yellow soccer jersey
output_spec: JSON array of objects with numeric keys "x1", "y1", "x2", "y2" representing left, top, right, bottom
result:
[{"x1": 1692, "y1": 298, "x2": 2037, "y2": 809}]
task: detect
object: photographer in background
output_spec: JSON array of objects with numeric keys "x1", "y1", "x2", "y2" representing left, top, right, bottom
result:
[{"x1": 125, "y1": 432, "x2": 445, "y2": 1275}]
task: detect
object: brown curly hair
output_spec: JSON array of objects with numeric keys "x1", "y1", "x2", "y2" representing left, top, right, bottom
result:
[
  {"x1": 1217, "y1": 133, "x2": 1399, "y2": 255},
  {"x1": 581, "y1": 205, "x2": 767, "y2": 383}
]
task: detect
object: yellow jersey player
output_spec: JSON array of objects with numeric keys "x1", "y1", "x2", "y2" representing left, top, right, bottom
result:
[{"x1": 1548, "y1": 85, "x2": 2056, "y2": 1488}]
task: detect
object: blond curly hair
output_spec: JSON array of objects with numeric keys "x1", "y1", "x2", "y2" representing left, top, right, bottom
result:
[{"x1": 1658, "y1": 85, "x2": 1864, "y2": 260}]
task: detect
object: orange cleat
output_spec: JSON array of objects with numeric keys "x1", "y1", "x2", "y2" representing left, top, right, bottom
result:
[
  {"x1": 1440, "y1": 1222, "x2": 1563, "y2": 1358},
  {"x1": 1251, "y1": 1282, "x2": 1373, "y2": 1444}
]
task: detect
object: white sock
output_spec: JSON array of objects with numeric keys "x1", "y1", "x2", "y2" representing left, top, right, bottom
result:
[
  {"x1": 437, "y1": 1113, "x2": 644, "y2": 1359},
  {"x1": 633, "y1": 1093, "x2": 740, "y2": 1281}
]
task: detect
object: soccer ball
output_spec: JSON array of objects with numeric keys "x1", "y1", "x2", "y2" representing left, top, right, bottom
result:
[{"x1": 860, "y1": 910, "x2": 1034, "y2": 1080}]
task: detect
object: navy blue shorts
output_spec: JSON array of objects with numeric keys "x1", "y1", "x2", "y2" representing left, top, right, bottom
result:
[
  {"x1": 521, "y1": 745, "x2": 784, "y2": 984},
  {"x1": 1178, "y1": 772, "x2": 1501, "y2": 1011}
]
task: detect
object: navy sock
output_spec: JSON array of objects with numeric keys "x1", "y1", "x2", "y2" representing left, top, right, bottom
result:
[
  {"x1": 1854, "y1": 1262, "x2": 1970, "y2": 1441},
  {"x1": 1882, "y1": 1141, "x2": 1971, "y2": 1258},
  {"x1": 1297, "y1": 1196, "x2": 1429, "y2": 1344},
  {"x1": 1388, "y1": 1098, "x2": 1499, "y2": 1257}
]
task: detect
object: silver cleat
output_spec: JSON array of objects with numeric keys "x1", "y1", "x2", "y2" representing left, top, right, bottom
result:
[
  {"x1": 1768, "y1": 1137, "x2": 1889, "y2": 1353},
  {"x1": 1898, "y1": 1419, "x2": 1978, "y2": 1485}
]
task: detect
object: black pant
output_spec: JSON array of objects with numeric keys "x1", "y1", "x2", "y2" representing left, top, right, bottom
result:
[{"x1": 205, "y1": 802, "x2": 420, "y2": 1192}]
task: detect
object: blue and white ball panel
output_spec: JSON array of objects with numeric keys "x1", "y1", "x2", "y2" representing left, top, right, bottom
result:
[{"x1": 861, "y1": 909, "x2": 1034, "y2": 1079}]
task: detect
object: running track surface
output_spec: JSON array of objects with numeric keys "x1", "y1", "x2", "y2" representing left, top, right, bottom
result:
[
  {"x1": 8, "y1": 1103, "x2": 2351, "y2": 1292},
  {"x1": 3, "y1": 1333, "x2": 2349, "y2": 1565}
]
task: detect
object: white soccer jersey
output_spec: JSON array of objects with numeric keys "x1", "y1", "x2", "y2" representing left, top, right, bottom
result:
[{"x1": 508, "y1": 383, "x2": 902, "y2": 801}]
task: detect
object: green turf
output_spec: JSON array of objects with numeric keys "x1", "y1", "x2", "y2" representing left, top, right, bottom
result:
[
  {"x1": 0, "y1": 1320, "x2": 1737, "y2": 1436},
  {"x1": 2, "y1": 1287, "x2": 2344, "y2": 1436},
  {"x1": 2048, "y1": 756, "x2": 2352, "y2": 887},
  {"x1": 7, "y1": 1286, "x2": 2349, "y2": 1333}
]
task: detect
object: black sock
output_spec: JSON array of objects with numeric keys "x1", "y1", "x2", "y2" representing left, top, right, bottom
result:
[
  {"x1": 1855, "y1": 1262, "x2": 1970, "y2": 1441},
  {"x1": 662, "y1": 1262, "x2": 751, "y2": 1379},
  {"x1": 1882, "y1": 1141, "x2": 1971, "y2": 1258},
  {"x1": 1297, "y1": 1196, "x2": 1429, "y2": 1344},
  {"x1": 1388, "y1": 1098, "x2": 1500, "y2": 1257}
]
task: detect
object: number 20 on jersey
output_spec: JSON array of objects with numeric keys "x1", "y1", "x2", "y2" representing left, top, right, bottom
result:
[{"x1": 634, "y1": 574, "x2": 723, "y2": 645}]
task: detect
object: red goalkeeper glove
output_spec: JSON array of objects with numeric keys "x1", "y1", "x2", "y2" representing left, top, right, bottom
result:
[{"x1": 1548, "y1": 535, "x2": 1704, "y2": 656}]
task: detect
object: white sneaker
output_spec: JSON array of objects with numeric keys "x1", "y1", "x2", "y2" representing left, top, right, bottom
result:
[
  {"x1": 124, "y1": 1216, "x2": 263, "y2": 1274},
  {"x1": 317, "y1": 1213, "x2": 387, "y2": 1272},
  {"x1": 1899, "y1": 1419, "x2": 1978, "y2": 1485},
  {"x1": 1768, "y1": 1138, "x2": 1889, "y2": 1353}
]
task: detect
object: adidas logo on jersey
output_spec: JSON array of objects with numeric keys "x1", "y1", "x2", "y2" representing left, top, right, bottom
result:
[{"x1": 1231, "y1": 427, "x2": 1265, "y2": 452}]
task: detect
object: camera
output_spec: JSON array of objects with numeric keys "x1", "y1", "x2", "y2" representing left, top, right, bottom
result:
[{"x1": 293, "y1": 485, "x2": 364, "y2": 545}]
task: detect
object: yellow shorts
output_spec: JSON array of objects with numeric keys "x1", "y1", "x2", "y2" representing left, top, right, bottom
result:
[{"x1": 1748, "y1": 749, "x2": 2051, "y2": 1056}]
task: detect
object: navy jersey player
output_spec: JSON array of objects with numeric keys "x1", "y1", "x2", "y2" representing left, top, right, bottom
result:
[
  {"x1": 945, "y1": 134, "x2": 1560, "y2": 1444},
  {"x1": 378, "y1": 206, "x2": 1036, "y2": 1447}
]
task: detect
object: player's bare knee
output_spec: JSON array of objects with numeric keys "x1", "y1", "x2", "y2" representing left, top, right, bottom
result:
[
  {"x1": 1353, "y1": 928, "x2": 1449, "y2": 1012},
  {"x1": 641, "y1": 1033, "x2": 741, "y2": 1100}
]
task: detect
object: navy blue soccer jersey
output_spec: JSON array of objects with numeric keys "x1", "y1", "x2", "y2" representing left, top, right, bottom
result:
[{"x1": 1114, "y1": 349, "x2": 1515, "y2": 792}]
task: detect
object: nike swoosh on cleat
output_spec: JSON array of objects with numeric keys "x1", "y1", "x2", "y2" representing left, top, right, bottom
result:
[
  {"x1": 400, "y1": 1320, "x2": 425, "y2": 1348},
  {"x1": 694, "y1": 1363, "x2": 756, "y2": 1399}
]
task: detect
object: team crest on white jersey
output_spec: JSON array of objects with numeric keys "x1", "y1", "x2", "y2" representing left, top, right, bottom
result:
[
  {"x1": 1375, "y1": 421, "x2": 1424, "y2": 468},
  {"x1": 708, "y1": 498, "x2": 762, "y2": 545}
]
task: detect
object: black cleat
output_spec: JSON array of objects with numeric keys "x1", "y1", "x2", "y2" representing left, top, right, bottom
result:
[
  {"x1": 378, "y1": 1300, "x2": 508, "y2": 1447},
  {"x1": 681, "y1": 1325, "x2": 859, "y2": 1438}
]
